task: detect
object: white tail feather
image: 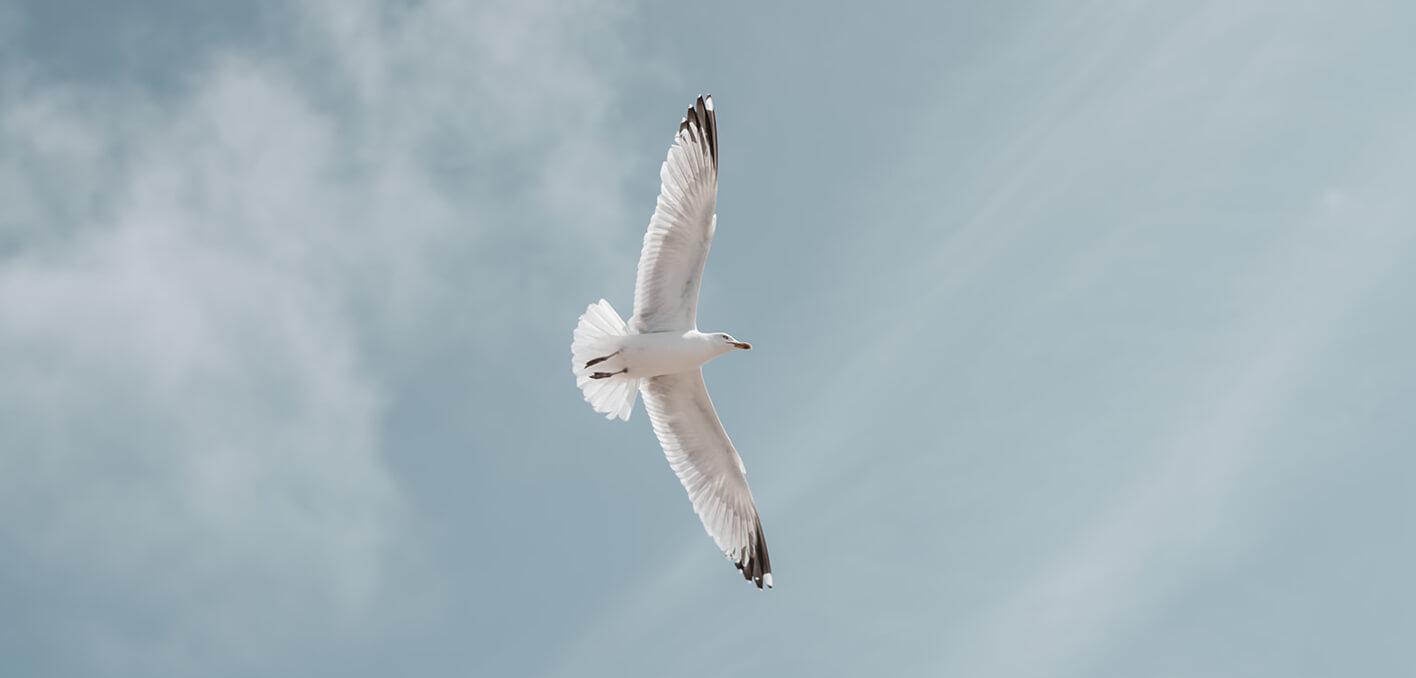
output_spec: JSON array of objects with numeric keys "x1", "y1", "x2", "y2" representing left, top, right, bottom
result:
[{"x1": 571, "y1": 299, "x2": 639, "y2": 421}]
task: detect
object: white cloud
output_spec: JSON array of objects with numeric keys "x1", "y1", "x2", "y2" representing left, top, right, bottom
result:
[{"x1": 0, "y1": 0, "x2": 639, "y2": 672}]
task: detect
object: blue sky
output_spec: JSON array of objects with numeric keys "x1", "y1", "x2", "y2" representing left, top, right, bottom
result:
[{"x1": 2, "y1": 1, "x2": 1413, "y2": 676}]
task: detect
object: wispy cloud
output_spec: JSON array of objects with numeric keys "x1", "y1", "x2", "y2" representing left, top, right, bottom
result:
[
  {"x1": 925, "y1": 4, "x2": 1416, "y2": 673},
  {"x1": 0, "y1": 0, "x2": 640, "y2": 672},
  {"x1": 937, "y1": 201, "x2": 1411, "y2": 677}
]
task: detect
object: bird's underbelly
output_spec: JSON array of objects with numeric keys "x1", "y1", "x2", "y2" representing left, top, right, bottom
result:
[{"x1": 619, "y1": 333, "x2": 712, "y2": 378}]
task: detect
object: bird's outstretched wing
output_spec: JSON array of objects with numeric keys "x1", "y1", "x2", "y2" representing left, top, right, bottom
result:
[
  {"x1": 631, "y1": 95, "x2": 718, "y2": 333},
  {"x1": 641, "y1": 370, "x2": 772, "y2": 588}
]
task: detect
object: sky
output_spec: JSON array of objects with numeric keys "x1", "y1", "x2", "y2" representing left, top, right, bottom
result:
[{"x1": 1, "y1": 0, "x2": 1413, "y2": 676}]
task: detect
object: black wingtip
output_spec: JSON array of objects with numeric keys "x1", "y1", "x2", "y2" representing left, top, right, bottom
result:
[
  {"x1": 734, "y1": 515, "x2": 772, "y2": 589},
  {"x1": 678, "y1": 93, "x2": 717, "y2": 169}
]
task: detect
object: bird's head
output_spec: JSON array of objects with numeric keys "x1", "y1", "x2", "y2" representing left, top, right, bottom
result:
[{"x1": 715, "y1": 333, "x2": 752, "y2": 351}]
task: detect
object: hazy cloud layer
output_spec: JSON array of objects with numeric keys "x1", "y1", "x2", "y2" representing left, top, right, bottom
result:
[{"x1": 1, "y1": 0, "x2": 640, "y2": 673}]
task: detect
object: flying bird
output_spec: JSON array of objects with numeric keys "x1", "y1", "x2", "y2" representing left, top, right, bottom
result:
[{"x1": 571, "y1": 95, "x2": 772, "y2": 589}]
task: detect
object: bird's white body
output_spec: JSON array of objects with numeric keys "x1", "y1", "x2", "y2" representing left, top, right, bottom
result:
[
  {"x1": 610, "y1": 331, "x2": 735, "y2": 379},
  {"x1": 569, "y1": 95, "x2": 773, "y2": 589}
]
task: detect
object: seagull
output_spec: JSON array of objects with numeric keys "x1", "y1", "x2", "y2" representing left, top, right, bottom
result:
[{"x1": 571, "y1": 95, "x2": 772, "y2": 589}]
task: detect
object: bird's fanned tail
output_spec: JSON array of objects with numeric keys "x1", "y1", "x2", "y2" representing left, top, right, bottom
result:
[{"x1": 571, "y1": 299, "x2": 639, "y2": 421}]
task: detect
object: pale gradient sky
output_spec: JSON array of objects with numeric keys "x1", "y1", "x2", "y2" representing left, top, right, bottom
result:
[{"x1": 2, "y1": 1, "x2": 1413, "y2": 676}]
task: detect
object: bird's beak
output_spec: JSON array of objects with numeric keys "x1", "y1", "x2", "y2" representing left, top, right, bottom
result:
[{"x1": 732, "y1": 341, "x2": 752, "y2": 350}]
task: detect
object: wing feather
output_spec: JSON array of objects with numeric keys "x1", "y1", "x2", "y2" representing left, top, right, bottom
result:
[
  {"x1": 631, "y1": 95, "x2": 718, "y2": 333},
  {"x1": 641, "y1": 371, "x2": 772, "y2": 588}
]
